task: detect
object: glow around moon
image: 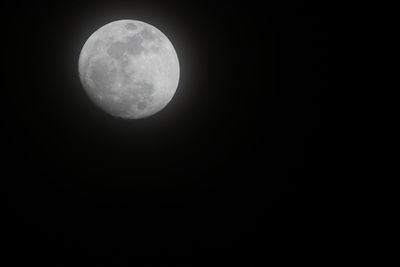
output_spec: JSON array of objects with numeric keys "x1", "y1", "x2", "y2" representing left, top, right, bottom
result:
[{"x1": 78, "y1": 20, "x2": 180, "y2": 119}]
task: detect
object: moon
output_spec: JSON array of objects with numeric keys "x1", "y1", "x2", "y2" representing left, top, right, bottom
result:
[{"x1": 78, "y1": 20, "x2": 180, "y2": 119}]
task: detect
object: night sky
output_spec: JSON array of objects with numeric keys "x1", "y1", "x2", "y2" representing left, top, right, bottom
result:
[{"x1": 2, "y1": 1, "x2": 327, "y2": 265}]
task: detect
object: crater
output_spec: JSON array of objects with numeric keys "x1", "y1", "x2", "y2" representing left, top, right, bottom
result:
[
  {"x1": 137, "y1": 102, "x2": 147, "y2": 110},
  {"x1": 119, "y1": 55, "x2": 130, "y2": 68}
]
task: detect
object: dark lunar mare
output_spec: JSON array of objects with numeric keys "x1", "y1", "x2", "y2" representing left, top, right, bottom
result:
[
  {"x1": 125, "y1": 23, "x2": 138, "y2": 30},
  {"x1": 90, "y1": 58, "x2": 117, "y2": 93},
  {"x1": 106, "y1": 35, "x2": 145, "y2": 60}
]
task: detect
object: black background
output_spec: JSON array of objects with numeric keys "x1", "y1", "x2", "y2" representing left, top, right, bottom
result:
[{"x1": 2, "y1": 1, "x2": 327, "y2": 266}]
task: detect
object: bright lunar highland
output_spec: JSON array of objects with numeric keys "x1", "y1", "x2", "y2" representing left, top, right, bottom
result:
[{"x1": 78, "y1": 20, "x2": 180, "y2": 119}]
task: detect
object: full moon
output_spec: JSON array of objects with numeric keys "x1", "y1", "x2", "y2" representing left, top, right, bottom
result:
[{"x1": 78, "y1": 20, "x2": 180, "y2": 119}]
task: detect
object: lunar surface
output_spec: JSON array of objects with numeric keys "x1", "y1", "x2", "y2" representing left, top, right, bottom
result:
[{"x1": 78, "y1": 20, "x2": 180, "y2": 119}]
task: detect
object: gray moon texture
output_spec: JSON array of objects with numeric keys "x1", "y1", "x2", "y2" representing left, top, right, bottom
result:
[{"x1": 78, "y1": 20, "x2": 180, "y2": 119}]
